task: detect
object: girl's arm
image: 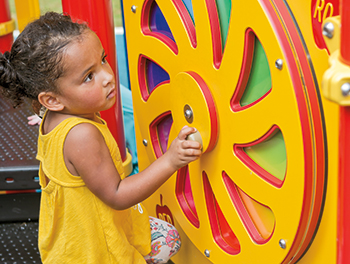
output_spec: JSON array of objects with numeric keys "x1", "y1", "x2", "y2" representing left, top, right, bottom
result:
[{"x1": 64, "y1": 124, "x2": 202, "y2": 210}]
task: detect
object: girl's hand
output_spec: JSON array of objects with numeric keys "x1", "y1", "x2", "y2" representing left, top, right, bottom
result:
[
  {"x1": 27, "y1": 114, "x2": 42, "y2": 126},
  {"x1": 165, "y1": 126, "x2": 202, "y2": 171}
]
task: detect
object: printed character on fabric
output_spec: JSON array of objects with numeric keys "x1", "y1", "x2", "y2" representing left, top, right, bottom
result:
[{"x1": 144, "y1": 217, "x2": 181, "y2": 264}]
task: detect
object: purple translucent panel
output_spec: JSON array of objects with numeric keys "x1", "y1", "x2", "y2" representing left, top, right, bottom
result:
[
  {"x1": 149, "y1": 1, "x2": 175, "y2": 42},
  {"x1": 146, "y1": 60, "x2": 170, "y2": 94},
  {"x1": 157, "y1": 115, "x2": 173, "y2": 153}
]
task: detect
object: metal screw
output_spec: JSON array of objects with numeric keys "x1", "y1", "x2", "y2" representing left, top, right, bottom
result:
[
  {"x1": 323, "y1": 22, "x2": 334, "y2": 39},
  {"x1": 184, "y1": 104, "x2": 193, "y2": 123},
  {"x1": 131, "y1": 5, "x2": 137, "y2": 13},
  {"x1": 143, "y1": 139, "x2": 148, "y2": 146},
  {"x1": 279, "y1": 239, "x2": 286, "y2": 249},
  {"x1": 185, "y1": 109, "x2": 192, "y2": 119},
  {"x1": 204, "y1": 249, "x2": 210, "y2": 257},
  {"x1": 275, "y1": 59, "x2": 283, "y2": 70},
  {"x1": 341, "y1": 83, "x2": 350, "y2": 96}
]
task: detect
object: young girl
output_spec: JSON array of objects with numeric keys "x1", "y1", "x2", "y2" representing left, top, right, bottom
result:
[{"x1": 0, "y1": 12, "x2": 202, "y2": 263}]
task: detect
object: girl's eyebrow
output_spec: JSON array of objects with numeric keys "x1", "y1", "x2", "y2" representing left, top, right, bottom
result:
[{"x1": 80, "y1": 49, "x2": 106, "y2": 79}]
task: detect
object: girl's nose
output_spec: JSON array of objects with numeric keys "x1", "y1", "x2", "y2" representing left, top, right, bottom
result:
[{"x1": 102, "y1": 68, "x2": 114, "y2": 87}]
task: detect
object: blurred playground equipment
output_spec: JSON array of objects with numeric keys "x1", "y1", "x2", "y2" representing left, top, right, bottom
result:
[{"x1": 1, "y1": 0, "x2": 350, "y2": 263}]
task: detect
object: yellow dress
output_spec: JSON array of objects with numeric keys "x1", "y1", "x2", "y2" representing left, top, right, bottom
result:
[{"x1": 36, "y1": 116, "x2": 151, "y2": 264}]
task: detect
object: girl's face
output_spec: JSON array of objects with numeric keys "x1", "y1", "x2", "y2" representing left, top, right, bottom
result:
[{"x1": 55, "y1": 30, "x2": 116, "y2": 119}]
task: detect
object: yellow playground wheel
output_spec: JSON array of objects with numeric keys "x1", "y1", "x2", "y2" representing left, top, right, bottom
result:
[{"x1": 123, "y1": 0, "x2": 328, "y2": 263}]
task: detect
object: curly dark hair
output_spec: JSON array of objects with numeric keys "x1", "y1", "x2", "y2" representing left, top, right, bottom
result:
[{"x1": 0, "y1": 12, "x2": 89, "y2": 107}]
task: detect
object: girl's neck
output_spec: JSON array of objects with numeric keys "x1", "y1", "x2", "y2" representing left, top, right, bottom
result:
[{"x1": 42, "y1": 111, "x2": 102, "y2": 135}]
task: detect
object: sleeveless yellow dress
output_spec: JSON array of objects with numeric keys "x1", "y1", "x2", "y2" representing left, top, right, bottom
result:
[{"x1": 36, "y1": 115, "x2": 151, "y2": 263}]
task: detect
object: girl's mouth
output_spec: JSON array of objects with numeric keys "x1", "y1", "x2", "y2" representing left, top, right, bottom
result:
[{"x1": 107, "y1": 89, "x2": 116, "y2": 99}]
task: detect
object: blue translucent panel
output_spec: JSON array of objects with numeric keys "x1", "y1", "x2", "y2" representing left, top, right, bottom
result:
[
  {"x1": 150, "y1": 2, "x2": 175, "y2": 42},
  {"x1": 146, "y1": 60, "x2": 170, "y2": 94},
  {"x1": 182, "y1": 0, "x2": 195, "y2": 23}
]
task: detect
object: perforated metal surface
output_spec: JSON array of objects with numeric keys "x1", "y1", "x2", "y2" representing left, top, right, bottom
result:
[
  {"x1": 0, "y1": 96, "x2": 38, "y2": 165},
  {"x1": 0, "y1": 95, "x2": 40, "y2": 190},
  {"x1": 0, "y1": 222, "x2": 41, "y2": 263}
]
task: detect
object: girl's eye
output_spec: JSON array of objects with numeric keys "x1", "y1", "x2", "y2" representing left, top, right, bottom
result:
[
  {"x1": 102, "y1": 54, "x2": 108, "y2": 64},
  {"x1": 84, "y1": 73, "x2": 94, "y2": 83}
]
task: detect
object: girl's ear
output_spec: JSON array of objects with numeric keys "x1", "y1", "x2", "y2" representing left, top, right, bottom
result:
[{"x1": 38, "y1": 92, "x2": 64, "y2": 112}]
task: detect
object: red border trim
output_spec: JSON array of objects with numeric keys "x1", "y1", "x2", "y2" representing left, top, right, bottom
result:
[
  {"x1": 265, "y1": 0, "x2": 326, "y2": 262},
  {"x1": 149, "y1": 111, "x2": 172, "y2": 158},
  {"x1": 175, "y1": 166, "x2": 200, "y2": 228},
  {"x1": 173, "y1": 0, "x2": 197, "y2": 48},
  {"x1": 223, "y1": 172, "x2": 274, "y2": 244},
  {"x1": 205, "y1": 0, "x2": 223, "y2": 68},
  {"x1": 203, "y1": 172, "x2": 241, "y2": 255},
  {"x1": 138, "y1": 55, "x2": 170, "y2": 102},
  {"x1": 231, "y1": 29, "x2": 272, "y2": 111},
  {"x1": 338, "y1": 107, "x2": 350, "y2": 263},
  {"x1": 187, "y1": 71, "x2": 218, "y2": 151},
  {"x1": 141, "y1": 0, "x2": 179, "y2": 55}
]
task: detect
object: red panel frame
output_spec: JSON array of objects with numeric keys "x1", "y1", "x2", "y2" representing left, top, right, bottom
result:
[
  {"x1": 175, "y1": 165, "x2": 200, "y2": 228},
  {"x1": 223, "y1": 172, "x2": 274, "y2": 244},
  {"x1": 138, "y1": 55, "x2": 170, "y2": 101},
  {"x1": 205, "y1": 0, "x2": 223, "y2": 69},
  {"x1": 267, "y1": 0, "x2": 327, "y2": 262},
  {"x1": 62, "y1": 0, "x2": 127, "y2": 161},
  {"x1": 141, "y1": 0, "x2": 179, "y2": 54},
  {"x1": 203, "y1": 172, "x2": 241, "y2": 255},
  {"x1": 231, "y1": 28, "x2": 272, "y2": 111},
  {"x1": 172, "y1": 0, "x2": 197, "y2": 48},
  {"x1": 149, "y1": 111, "x2": 172, "y2": 158},
  {"x1": 0, "y1": 0, "x2": 13, "y2": 53},
  {"x1": 187, "y1": 71, "x2": 218, "y2": 152},
  {"x1": 338, "y1": 1, "x2": 350, "y2": 263}
]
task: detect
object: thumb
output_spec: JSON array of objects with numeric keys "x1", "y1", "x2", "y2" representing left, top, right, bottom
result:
[{"x1": 178, "y1": 126, "x2": 197, "y2": 140}]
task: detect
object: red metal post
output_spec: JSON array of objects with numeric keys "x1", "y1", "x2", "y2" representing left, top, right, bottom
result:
[
  {"x1": 61, "y1": 0, "x2": 127, "y2": 161},
  {"x1": 340, "y1": 0, "x2": 350, "y2": 65},
  {"x1": 338, "y1": 0, "x2": 350, "y2": 263},
  {"x1": 0, "y1": 0, "x2": 14, "y2": 53}
]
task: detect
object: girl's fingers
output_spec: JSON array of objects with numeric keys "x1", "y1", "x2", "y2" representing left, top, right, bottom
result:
[
  {"x1": 178, "y1": 126, "x2": 197, "y2": 140},
  {"x1": 182, "y1": 139, "x2": 202, "y2": 150}
]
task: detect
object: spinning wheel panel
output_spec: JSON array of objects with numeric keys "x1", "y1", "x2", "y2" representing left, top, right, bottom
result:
[{"x1": 123, "y1": 0, "x2": 331, "y2": 263}]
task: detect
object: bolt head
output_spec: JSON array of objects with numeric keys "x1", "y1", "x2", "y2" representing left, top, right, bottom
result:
[
  {"x1": 341, "y1": 83, "x2": 350, "y2": 96},
  {"x1": 185, "y1": 109, "x2": 193, "y2": 119},
  {"x1": 131, "y1": 5, "x2": 137, "y2": 13},
  {"x1": 204, "y1": 249, "x2": 210, "y2": 257},
  {"x1": 279, "y1": 239, "x2": 286, "y2": 249},
  {"x1": 275, "y1": 59, "x2": 283, "y2": 70},
  {"x1": 142, "y1": 139, "x2": 148, "y2": 146},
  {"x1": 184, "y1": 104, "x2": 194, "y2": 123},
  {"x1": 323, "y1": 22, "x2": 334, "y2": 39}
]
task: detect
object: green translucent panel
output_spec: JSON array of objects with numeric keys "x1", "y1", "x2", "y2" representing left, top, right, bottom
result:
[
  {"x1": 240, "y1": 37, "x2": 271, "y2": 107},
  {"x1": 244, "y1": 130, "x2": 286, "y2": 181},
  {"x1": 216, "y1": 0, "x2": 231, "y2": 49}
]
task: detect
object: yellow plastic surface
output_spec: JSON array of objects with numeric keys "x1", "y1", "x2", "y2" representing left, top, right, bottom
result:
[
  {"x1": 122, "y1": 151, "x2": 133, "y2": 176},
  {"x1": 123, "y1": 0, "x2": 339, "y2": 263},
  {"x1": 321, "y1": 16, "x2": 350, "y2": 106},
  {"x1": 14, "y1": 0, "x2": 40, "y2": 32},
  {"x1": 0, "y1": 19, "x2": 15, "y2": 37}
]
